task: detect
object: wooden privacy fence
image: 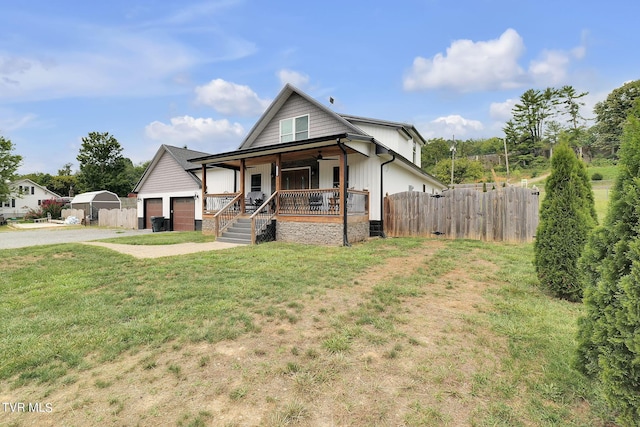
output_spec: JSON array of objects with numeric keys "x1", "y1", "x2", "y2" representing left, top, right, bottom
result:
[
  {"x1": 98, "y1": 208, "x2": 137, "y2": 229},
  {"x1": 384, "y1": 187, "x2": 539, "y2": 242}
]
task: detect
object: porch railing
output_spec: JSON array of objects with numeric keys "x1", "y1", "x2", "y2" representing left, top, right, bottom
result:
[
  {"x1": 250, "y1": 191, "x2": 278, "y2": 244},
  {"x1": 278, "y1": 189, "x2": 369, "y2": 216},
  {"x1": 347, "y1": 189, "x2": 369, "y2": 215},
  {"x1": 204, "y1": 192, "x2": 241, "y2": 215},
  {"x1": 210, "y1": 193, "x2": 242, "y2": 236}
]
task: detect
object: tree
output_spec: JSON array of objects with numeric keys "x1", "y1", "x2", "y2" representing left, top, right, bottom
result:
[
  {"x1": 432, "y1": 157, "x2": 483, "y2": 184},
  {"x1": 421, "y1": 138, "x2": 451, "y2": 169},
  {"x1": 534, "y1": 139, "x2": 596, "y2": 301},
  {"x1": 0, "y1": 135, "x2": 23, "y2": 202},
  {"x1": 592, "y1": 79, "x2": 640, "y2": 156},
  {"x1": 76, "y1": 132, "x2": 131, "y2": 196},
  {"x1": 575, "y1": 101, "x2": 640, "y2": 424}
]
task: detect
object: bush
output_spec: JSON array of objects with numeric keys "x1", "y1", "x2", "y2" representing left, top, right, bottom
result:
[
  {"x1": 23, "y1": 198, "x2": 64, "y2": 221},
  {"x1": 591, "y1": 172, "x2": 603, "y2": 181},
  {"x1": 534, "y1": 142, "x2": 596, "y2": 301},
  {"x1": 576, "y1": 108, "x2": 640, "y2": 425}
]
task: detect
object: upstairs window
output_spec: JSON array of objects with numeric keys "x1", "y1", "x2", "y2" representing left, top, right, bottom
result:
[{"x1": 280, "y1": 115, "x2": 309, "y2": 143}]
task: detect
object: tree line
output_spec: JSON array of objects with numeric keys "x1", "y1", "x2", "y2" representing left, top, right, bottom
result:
[
  {"x1": 1, "y1": 132, "x2": 148, "y2": 202},
  {"x1": 422, "y1": 79, "x2": 640, "y2": 184}
]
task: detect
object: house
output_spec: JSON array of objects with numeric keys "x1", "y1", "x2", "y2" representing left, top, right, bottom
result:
[
  {"x1": 133, "y1": 144, "x2": 236, "y2": 231},
  {"x1": 189, "y1": 84, "x2": 446, "y2": 245},
  {"x1": 0, "y1": 178, "x2": 62, "y2": 219}
]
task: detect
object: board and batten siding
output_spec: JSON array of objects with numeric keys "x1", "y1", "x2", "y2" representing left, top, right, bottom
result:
[
  {"x1": 139, "y1": 151, "x2": 200, "y2": 193},
  {"x1": 251, "y1": 93, "x2": 354, "y2": 148},
  {"x1": 194, "y1": 168, "x2": 237, "y2": 194},
  {"x1": 350, "y1": 122, "x2": 416, "y2": 163}
]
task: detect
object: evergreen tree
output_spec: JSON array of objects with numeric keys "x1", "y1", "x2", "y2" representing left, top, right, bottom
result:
[
  {"x1": 575, "y1": 102, "x2": 640, "y2": 425},
  {"x1": 534, "y1": 140, "x2": 596, "y2": 301}
]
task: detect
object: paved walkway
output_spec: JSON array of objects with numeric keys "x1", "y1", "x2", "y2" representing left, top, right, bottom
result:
[{"x1": 82, "y1": 241, "x2": 242, "y2": 258}]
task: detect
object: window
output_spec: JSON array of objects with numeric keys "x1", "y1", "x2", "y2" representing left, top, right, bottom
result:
[
  {"x1": 332, "y1": 166, "x2": 349, "y2": 188},
  {"x1": 38, "y1": 200, "x2": 42, "y2": 206},
  {"x1": 31, "y1": 186, "x2": 35, "y2": 195},
  {"x1": 280, "y1": 115, "x2": 309, "y2": 143},
  {"x1": 413, "y1": 142, "x2": 417, "y2": 164},
  {"x1": 250, "y1": 174, "x2": 262, "y2": 192}
]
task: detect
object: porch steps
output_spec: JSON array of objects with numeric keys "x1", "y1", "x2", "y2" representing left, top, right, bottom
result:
[{"x1": 217, "y1": 218, "x2": 252, "y2": 245}]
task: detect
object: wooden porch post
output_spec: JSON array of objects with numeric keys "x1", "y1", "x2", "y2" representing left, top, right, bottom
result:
[
  {"x1": 338, "y1": 151, "x2": 345, "y2": 216},
  {"x1": 275, "y1": 154, "x2": 281, "y2": 213},
  {"x1": 201, "y1": 164, "x2": 207, "y2": 212},
  {"x1": 240, "y1": 159, "x2": 246, "y2": 212}
]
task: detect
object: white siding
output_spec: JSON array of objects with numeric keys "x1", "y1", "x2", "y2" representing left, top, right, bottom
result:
[
  {"x1": 0, "y1": 180, "x2": 61, "y2": 218},
  {"x1": 350, "y1": 123, "x2": 417, "y2": 165},
  {"x1": 193, "y1": 168, "x2": 237, "y2": 194},
  {"x1": 244, "y1": 164, "x2": 272, "y2": 196}
]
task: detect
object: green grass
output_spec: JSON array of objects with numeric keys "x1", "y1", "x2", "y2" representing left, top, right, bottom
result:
[
  {"x1": 97, "y1": 230, "x2": 217, "y2": 245},
  {"x1": 0, "y1": 237, "x2": 613, "y2": 424}
]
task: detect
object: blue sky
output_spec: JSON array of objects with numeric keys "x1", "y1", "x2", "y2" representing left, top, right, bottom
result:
[{"x1": 2, "y1": 0, "x2": 638, "y2": 174}]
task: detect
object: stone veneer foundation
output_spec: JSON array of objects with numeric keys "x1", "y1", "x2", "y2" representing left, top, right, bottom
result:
[{"x1": 202, "y1": 216, "x2": 369, "y2": 245}]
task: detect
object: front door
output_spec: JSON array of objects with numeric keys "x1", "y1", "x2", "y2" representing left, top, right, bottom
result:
[{"x1": 282, "y1": 168, "x2": 310, "y2": 190}]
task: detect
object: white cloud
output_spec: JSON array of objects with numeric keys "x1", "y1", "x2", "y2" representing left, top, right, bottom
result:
[
  {"x1": 404, "y1": 29, "x2": 526, "y2": 92},
  {"x1": 528, "y1": 50, "x2": 570, "y2": 86},
  {"x1": 421, "y1": 115, "x2": 484, "y2": 139},
  {"x1": 194, "y1": 79, "x2": 271, "y2": 116},
  {"x1": 145, "y1": 115, "x2": 245, "y2": 149},
  {"x1": 0, "y1": 111, "x2": 37, "y2": 131},
  {"x1": 277, "y1": 69, "x2": 310, "y2": 88},
  {"x1": 0, "y1": 32, "x2": 199, "y2": 102},
  {"x1": 404, "y1": 28, "x2": 587, "y2": 93},
  {"x1": 489, "y1": 99, "x2": 517, "y2": 121}
]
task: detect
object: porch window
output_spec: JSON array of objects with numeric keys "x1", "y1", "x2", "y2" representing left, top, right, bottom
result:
[
  {"x1": 332, "y1": 166, "x2": 349, "y2": 188},
  {"x1": 280, "y1": 115, "x2": 309, "y2": 143},
  {"x1": 250, "y1": 174, "x2": 262, "y2": 192}
]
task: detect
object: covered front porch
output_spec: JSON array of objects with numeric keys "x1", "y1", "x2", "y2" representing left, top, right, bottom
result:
[{"x1": 194, "y1": 137, "x2": 371, "y2": 245}]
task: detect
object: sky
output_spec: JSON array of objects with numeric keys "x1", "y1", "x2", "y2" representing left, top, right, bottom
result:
[{"x1": 2, "y1": 0, "x2": 639, "y2": 175}]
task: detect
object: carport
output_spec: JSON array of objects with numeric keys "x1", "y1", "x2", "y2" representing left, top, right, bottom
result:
[{"x1": 70, "y1": 190, "x2": 121, "y2": 224}]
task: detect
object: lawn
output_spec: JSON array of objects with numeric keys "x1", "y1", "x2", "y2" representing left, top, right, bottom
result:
[{"x1": 0, "y1": 236, "x2": 613, "y2": 426}]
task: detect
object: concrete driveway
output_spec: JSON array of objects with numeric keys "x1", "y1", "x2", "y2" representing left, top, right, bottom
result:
[{"x1": 0, "y1": 226, "x2": 154, "y2": 250}]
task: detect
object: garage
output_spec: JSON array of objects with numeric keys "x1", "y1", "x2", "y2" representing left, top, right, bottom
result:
[
  {"x1": 144, "y1": 198, "x2": 163, "y2": 229},
  {"x1": 171, "y1": 197, "x2": 195, "y2": 231}
]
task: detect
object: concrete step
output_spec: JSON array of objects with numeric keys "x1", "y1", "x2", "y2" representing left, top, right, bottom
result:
[{"x1": 217, "y1": 236, "x2": 251, "y2": 245}]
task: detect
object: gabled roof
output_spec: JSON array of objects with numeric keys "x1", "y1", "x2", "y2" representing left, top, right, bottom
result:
[
  {"x1": 340, "y1": 114, "x2": 428, "y2": 145},
  {"x1": 238, "y1": 84, "x2": 368, "y2": 150},
  {"x1": 133, "y1": 144, "x2": 212, "y2": 193},
  {"x1": 11, "y1": 178, "x2": 62, "y2": 198}
]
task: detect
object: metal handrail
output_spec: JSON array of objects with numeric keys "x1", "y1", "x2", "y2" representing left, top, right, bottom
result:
[
  {"x1": 250, "y1": 191, "x2": 278, "y2": 244},
  {"x1": 212, "y1": 193, "x2": 242, "y2": 237}
]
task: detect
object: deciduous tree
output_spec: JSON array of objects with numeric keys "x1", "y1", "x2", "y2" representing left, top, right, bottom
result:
[
  {"x1": 0, "y1": 135, "x2": 23, "y2": 201},
  {"x1": 76, "y1": 132, "x2": 131, "y2": 196}
]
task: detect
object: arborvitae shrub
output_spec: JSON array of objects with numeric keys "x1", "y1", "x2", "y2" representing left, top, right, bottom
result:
[
  {"x1": 591, "y1": 172, "x2": 603, "y2": 180},
  {"x1": 534, "y1": 141, "x2": 596, "y2": 301},
  {"x1": 576, "y1": 109, "x2": 640, "y2": 425}
]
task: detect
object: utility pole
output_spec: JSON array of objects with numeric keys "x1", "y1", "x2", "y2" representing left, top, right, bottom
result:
[
  {"x1": 450, "y1": 135, "x2": 456, "y2": 186},
  {"x1": 503, "y1": 137, "x2": 509, "y2": 184}
]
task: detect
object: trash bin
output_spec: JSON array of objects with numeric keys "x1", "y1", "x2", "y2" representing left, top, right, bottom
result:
[{"x1": 151, "y1": 216, "x2": 164, "y2": 232}]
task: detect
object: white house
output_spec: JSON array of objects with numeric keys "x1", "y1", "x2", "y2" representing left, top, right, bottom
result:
[
  {"x1": 1, "y1": 178, "x2": 62, "y2": 219},
  {"x1": 189, "y1": 84, "x2": 447, "y2": 245}
]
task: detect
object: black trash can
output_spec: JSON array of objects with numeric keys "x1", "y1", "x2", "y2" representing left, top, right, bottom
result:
[{"x1": 151, "y1": 216, "x2": 164, "y2": 232}]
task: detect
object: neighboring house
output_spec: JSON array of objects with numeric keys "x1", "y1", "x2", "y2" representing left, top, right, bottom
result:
[
  {"x1": 189, "y1": 84, "x2": 447, "y2": 245},
  {"x1": 0, "y1": 178, "x2": 62, "y2": 219},
  {"x1": 133, "y1": 144, "x2": 236, "y2": 231}
]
